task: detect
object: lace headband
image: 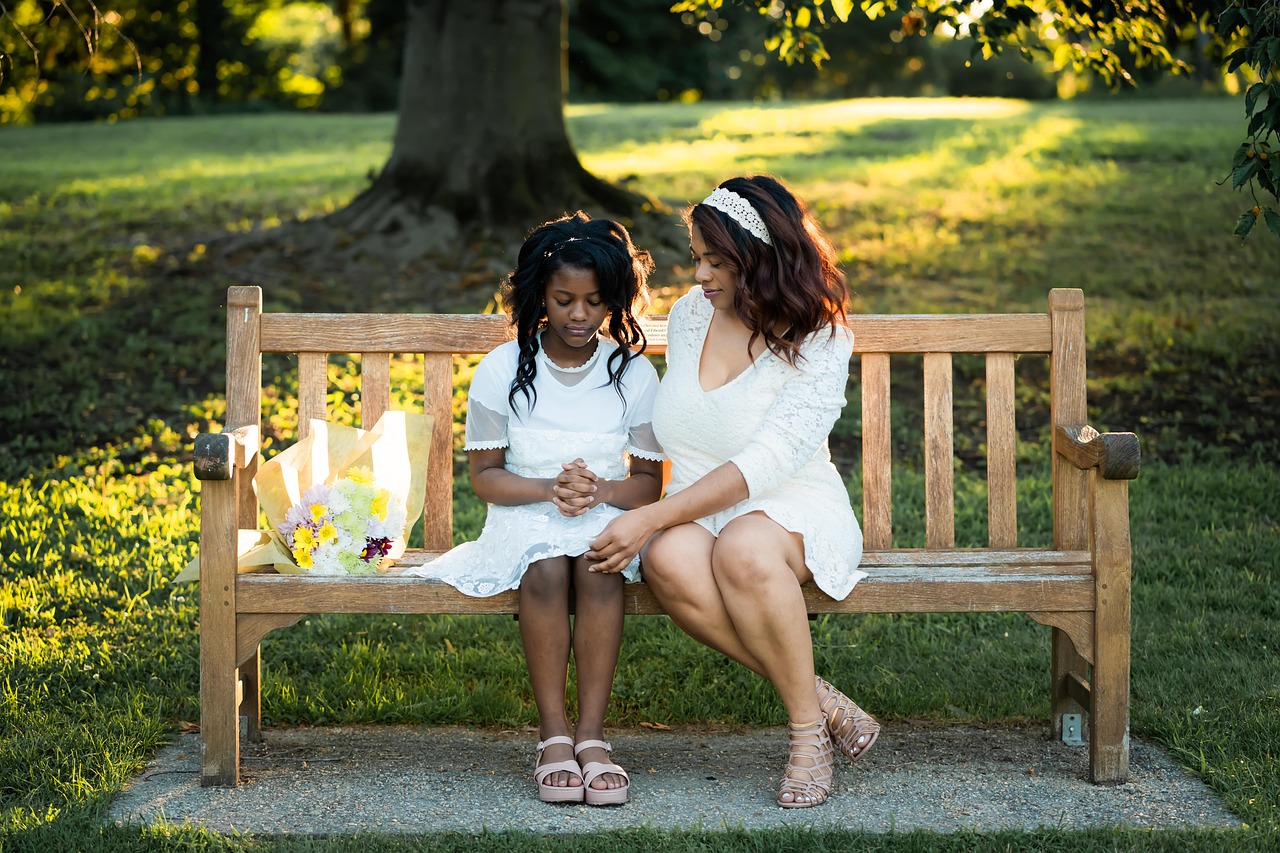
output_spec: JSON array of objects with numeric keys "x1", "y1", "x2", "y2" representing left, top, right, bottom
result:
[{"x1": 701, "y1": 187, "x2": 773, "y2": 246}]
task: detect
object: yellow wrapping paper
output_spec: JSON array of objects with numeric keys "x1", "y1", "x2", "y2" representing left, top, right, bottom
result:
[{"x1": 175, "y1": 410, "x2": 432, "y2": 582}]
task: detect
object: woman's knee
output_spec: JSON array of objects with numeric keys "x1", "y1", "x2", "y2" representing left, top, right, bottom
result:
[
  {"x1": 711, "y1": 522, "x2": 797, "y2": 590},
  {"x1": 642, "y1": 525, "x2": 710, "y2": 589}
]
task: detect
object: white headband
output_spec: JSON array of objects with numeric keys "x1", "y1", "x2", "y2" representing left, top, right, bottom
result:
[{"x1": 701, "y1": 187, "x2": 773, "y2": 246}]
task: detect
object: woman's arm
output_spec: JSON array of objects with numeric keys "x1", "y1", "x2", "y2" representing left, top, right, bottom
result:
[{"x1": 585, "y1": 460, "x2": 749, "y2": 573}]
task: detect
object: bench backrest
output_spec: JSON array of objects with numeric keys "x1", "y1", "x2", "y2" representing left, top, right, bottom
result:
[{"x1": 221, "y1": 286, "x2": 1089, "y2": 554}]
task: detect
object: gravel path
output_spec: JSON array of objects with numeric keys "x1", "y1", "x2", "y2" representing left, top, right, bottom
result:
[{"x1": 109, "y1": 722, "x2": 1241, "y2": 835}]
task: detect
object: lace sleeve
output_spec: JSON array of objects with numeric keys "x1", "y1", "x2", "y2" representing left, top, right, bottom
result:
[
  {"x1": 728, "y1": 327, "x2": 854, "y2": 498},
  {"x1": 624, "y1": 352, "x2": 665, "y2": 461},
  {"x1": 463, "y1": 349, "x2": 513, "y2": 451},
  {"x1": 464, "y1": 399, "x2": 509, "y2": 450}
]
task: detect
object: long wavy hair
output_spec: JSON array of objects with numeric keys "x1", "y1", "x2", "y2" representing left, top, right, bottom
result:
[
  {"x1": 500, "y1": 211, "x2": 653, "y2": 413},
  {"x1": 686, "y1": 174, "x2": 848, "y2": 367}
]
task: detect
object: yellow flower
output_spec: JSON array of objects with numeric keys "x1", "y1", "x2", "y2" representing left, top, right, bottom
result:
[
  {"x1": 318, "y1": 521, "x2": 339, "y2": 544},
  {"x1": 295, "y1": 527, "x2": 316, "y2": 549},
  {"x1": 347, "y1": 466, "x2": 375, "y2": 485},
  {"x1": 294, "y1": 549, "x2": 314, "y2": 568},
  {"x1": 309, "y1": 502, "x2": 328, "y2": 522},
  {"x1": 371, "y1": 491, "x2": 388, "y2": 520}
]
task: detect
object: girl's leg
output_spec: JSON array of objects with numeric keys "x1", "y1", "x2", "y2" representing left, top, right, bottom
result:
[
  {"x1": 520, "y1": 556, "x2": 579, "y2": 789},
  {"x1": 570, "y1": 555, "x2": 626, "y2": 791},
  {"x1": 641, "y1": 523, "x2": 768, "y2": 677}
]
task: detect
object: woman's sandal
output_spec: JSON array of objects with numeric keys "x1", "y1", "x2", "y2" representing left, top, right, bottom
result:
[
  {"x1": 816, "y1": 675, "x2": 881, "y2": 763},
  {"x1": 534, "y1": 735, "x2": 585, "y2": 803},
  {"x1": 574, "y1": 739, "x2": 630, "y2": 806},
  {"x1": 776, "y1": 718, "x2": 834, "y2": 808}
]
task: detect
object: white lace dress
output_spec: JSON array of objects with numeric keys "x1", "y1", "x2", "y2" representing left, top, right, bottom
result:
[
  {"x1": 402, "y1": 335, "x2": 664, "y2": 595},
  {"x1": 652, "y1": 288, "x2": 866, "y2": 600}
]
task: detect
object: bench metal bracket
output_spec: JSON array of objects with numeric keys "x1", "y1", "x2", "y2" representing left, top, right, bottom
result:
[{"x1": 1061, "y1": 712, "x2": 1085, "y2": 746}]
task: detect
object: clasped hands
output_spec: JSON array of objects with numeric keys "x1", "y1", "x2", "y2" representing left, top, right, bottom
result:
[{"x1": 550, "y1": 458, "x2": 655, "y2": 574}]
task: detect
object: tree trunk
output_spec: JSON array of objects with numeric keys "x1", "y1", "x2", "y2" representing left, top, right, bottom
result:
[{"x1": 329, "y1": 0, "x2": 645, "y2": 234}]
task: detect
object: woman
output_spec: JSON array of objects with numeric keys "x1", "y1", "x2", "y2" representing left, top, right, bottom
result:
[{"x1": 586, "y1": 174, "x2": 879, "y2": 808}]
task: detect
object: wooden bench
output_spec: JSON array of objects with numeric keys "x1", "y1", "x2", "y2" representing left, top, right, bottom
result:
[{"x1": 194, "y1": 284, "x2": 1139, "y2": 787}]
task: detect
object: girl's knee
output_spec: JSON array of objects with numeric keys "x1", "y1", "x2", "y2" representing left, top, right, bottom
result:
[{"x1": 522, "y1": 557, "x2": 570, "y2": 598}]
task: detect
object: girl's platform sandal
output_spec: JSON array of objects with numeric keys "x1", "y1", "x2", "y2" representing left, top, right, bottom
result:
[
  {"x1": 574, "y1": 739, "x2": 630, "y2": 806},
  {"x1": 534, "y1": 735, "x2": 585, "y2": 803}
]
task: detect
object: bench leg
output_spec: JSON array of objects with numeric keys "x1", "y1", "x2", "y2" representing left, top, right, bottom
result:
[
  {"x1": 199, "y1": 478, "x2": 241, "y2": 786},
  {"x1": 241, "y1": 648, "x2": 264, "y2": 743},
  {"x1": 1089, "y1": 476, "x2": 1132, "y2": 783},
  {"x1": 1051, "y1": 628, "x2": 1088, "y2": 740}
]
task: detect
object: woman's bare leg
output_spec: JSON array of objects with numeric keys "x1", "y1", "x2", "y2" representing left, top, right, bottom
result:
[
  {"x1": 641, "y1": 522, "x2": 767, "y2": 677},
  {"x1": 519, "y1": 556, "x2": 580, "y2": 789},
  {"x1": 709, "y1": 513, "x2": 829, "y2": 806},
  {"x1": 710, "y1": 513, "x2": 821, "y2": 724},
  {"x1": 570, "y1": 555, "x2": 626, "y2": 790}
]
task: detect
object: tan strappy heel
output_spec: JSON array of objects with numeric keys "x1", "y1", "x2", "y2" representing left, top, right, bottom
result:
[
  {"x1": 776, "y1": 719, "x2": 834, "y2": 808},
  {"x1": 816, "y1": 675, "x2": 881, "y2": 763},
  {"x1": 534, "y1": 735, "x2": 585, "y2": 803}
]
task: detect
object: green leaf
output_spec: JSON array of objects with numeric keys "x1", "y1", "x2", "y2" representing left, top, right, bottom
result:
[
  {"x1": 1232, "y1": 158, "x2": 1263, "y2": 189},
  {"x1": 1227, "y1": 47, "x2": 1248, "y2": 74},
  {"x1": 1234, "y1": 210, "x2": 1257, "y2": 238},
  {"x1": 1217, "y1": 5, "x2": 1240, "y2": 35},
  {"x1": 1245, "y1": 83, "x2": 1267, "y2": 117},
  {"x1": 1265, "y1": 210, "x2": 1280, "y2": 238}
]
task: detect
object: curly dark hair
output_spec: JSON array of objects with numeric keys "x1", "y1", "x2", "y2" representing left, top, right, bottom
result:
[
  {"x1": 500, "y1": 210, "x2": 653, "y2": 413},
  {"x1": 686, "y1": 174, "x2": 847, "y2": 367}
]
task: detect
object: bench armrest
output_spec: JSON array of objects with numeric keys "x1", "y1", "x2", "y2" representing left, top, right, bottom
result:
[
  {"x1": 194, "y1": 426, "x2": 261, "y2": 480},
  {"x1": 1055, "y1": 424, "x2": 1140, "y2": 480}
]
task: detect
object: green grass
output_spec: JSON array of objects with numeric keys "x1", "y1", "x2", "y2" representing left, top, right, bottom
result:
[{"x1": 1, "y1": 98, "x2": 1278, "y2": 850}]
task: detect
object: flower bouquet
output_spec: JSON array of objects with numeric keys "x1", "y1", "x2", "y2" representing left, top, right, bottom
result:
[{"x1": 176, "y1": 410, "x2": 432, "y2": 581}]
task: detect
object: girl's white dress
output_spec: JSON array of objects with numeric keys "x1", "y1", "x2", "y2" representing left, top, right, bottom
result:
[
  {"x1": 652, "y1": 288, "x2": 866, "y2": 600},
  {"x1": 403, "y1": 335, "x2": 664, "y2": 596}
]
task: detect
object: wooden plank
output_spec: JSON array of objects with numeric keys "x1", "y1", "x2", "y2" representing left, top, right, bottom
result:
[
  {"x1": 849, "y1": 314, "x2": 1051, "y2": 353},
  {"x1": 1089, "y1": 475, "x2": 1133, "y2": 783},
  {"x1": 258, "y1": 312, "x2": 1047, "y2": 356},
  {"x1": 924, "y1": 352, "x2": 955, "y2": 549},
  {"x1": 199, "y1": 478, "x2": 240, "y2": 786},
  {"x1": 422, "y1": 353, "x2": 453, "y2": 551},
  {"x1": 360, "y1": 352, "x2": 392, "y2": 429},
  {"x1": 1048, "y1": 287, "x2": 1091, "y2": 737},
  {"x1": 225, "y1": 288, "x2": 262, "y2": 539},
  {"x1": 234, "y1": 568, "x2": 1094, "y2": 616},
  {"x1": 986, "y1": 352, "x2": 1018, "y2": 548},
  {"x1": 297, "y1": 352, "x2": 327, "y2": 440},
  {"x1": 861, "y1": 353, "x2": 892, "y2": 549}
]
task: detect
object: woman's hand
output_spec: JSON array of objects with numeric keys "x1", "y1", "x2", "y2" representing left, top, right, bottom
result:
[
  {"x1": 586, "y1": 506, "x2": 658, "y2": 573},
  {"x1": 551, "y1": 458, "x2": 597, "y2": 517}
]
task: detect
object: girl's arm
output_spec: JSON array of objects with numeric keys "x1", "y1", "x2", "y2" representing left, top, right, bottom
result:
[
  {"x1": 469, "y1": 448, "x2": 557, "y2": 506},
  {"x1": 596, "y1": 456, "x2": 664, "y2": 510}
]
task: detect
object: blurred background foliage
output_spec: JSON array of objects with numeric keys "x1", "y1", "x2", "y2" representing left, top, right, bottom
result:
[{"x1": 0, "y1": 0, "x2": 1248, "y2": 125}]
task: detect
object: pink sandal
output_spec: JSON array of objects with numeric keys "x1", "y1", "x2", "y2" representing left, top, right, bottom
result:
[
  {"x1": 816, "y1": 675, "x2": 881, "y2": 763},
  {"x1": 574, "y1": 739, "x2": 630, "y2": 806},
  {"x1": 534, "y1": 735, "x2": 584, "y2": 803}
]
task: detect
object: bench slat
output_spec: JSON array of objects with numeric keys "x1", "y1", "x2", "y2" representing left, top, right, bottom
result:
[
  {"x1": 986, "y1": 352, "x2": 1018, "y2": 548},
  {"x1": 298, "y1": 352, "x2": 327, "y2": 439},
  {"x1": 257, "y1": 313, "x2": 1048, "y2": 355},
  {"x1": 924, "y1": 352, "x2": 955, "y2": 548},
  {"x1": 861, "y1": 353, "x2": 893, "y2": 549},
  {"x1": 423, "y1": 354, "x2": 454, "y2": 551},
  {"x1": 360, "y1": 352, "x2": 391, "y2": 428},
  {"x1": 234, "y1": 564, "x2": 1094, "y2": 617}
]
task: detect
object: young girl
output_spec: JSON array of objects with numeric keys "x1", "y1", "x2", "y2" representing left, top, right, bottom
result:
[{"x1": 408, "y1": 211, "x2": 663, "y2": 806}]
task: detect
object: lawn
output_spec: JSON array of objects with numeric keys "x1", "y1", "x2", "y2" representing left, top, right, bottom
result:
[{"x1": 0, "y1": 97, "x2": 1277, "y2": 851}]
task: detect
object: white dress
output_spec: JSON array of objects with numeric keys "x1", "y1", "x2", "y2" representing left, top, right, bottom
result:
[
  {"x1": 651, "y1": 288, "x2": 866, "y2": 600},
  {"x1": 403, "y1": 335, "x2": 664, "y2": 596}
]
